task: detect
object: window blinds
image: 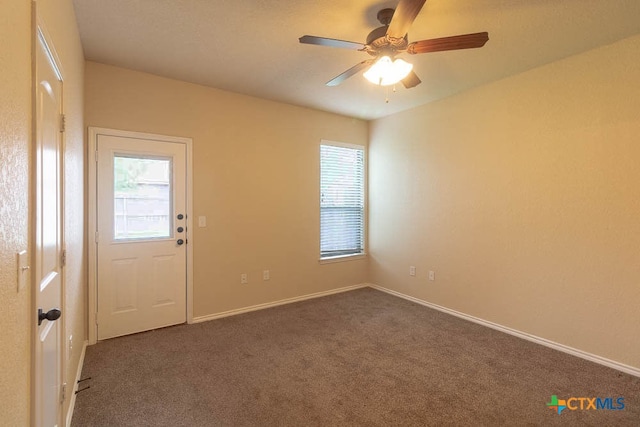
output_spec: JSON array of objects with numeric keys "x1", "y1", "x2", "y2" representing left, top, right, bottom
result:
[{"x1": 320, "y1": 143, "x2": 365, "y2": 258}]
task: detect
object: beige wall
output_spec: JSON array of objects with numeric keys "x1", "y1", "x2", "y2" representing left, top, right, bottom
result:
[
  {"x1": 369, "y1": 35, "x2": 640, "y2": 369},
  {"x1": 0, "y1": 0, "x2": 85, "y2": 424},
  {"x1": 0, "y1": 0, "x2": 32, "y2": 423},
  {"x1": 84, "y1": 61, "x2": 369, "y2": 317}
]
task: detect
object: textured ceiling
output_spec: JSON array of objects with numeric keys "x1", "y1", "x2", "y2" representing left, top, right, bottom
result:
[{"x1": 72, "y1": 0, "x2": 640, "y2": 120}]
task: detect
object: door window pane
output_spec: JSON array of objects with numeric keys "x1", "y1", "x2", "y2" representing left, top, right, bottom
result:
[{"x1": 114, "y1": 156, "x2": 172, "y2": 240}]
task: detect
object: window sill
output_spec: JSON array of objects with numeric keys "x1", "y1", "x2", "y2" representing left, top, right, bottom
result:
[{"x1": 319, "y1": 253, "x2": 367, "y2": 264}]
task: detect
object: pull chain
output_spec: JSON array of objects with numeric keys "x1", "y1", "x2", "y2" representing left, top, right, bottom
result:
[{"x1": 384, "y1": 85, "x2": 397, "y2": 104}]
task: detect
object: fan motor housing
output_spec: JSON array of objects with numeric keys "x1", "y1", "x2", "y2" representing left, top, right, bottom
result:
[
  {"x1": 365, "y1": 8, "x2": 409, "y2": 56},
  {"x1": 366, "y1": 26, "x2": 388, "y2": 46},
  {"x1": 365, "y1": 26, "x2": 408, "y2": 56}
]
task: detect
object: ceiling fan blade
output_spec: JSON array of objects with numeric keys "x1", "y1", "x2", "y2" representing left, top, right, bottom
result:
[
  {"x1": 386, "y1": 0, "x2": 427, "y2": 39},
  {"x1": 402, "y1": 71, "x2": 422, "y2": 89},
  {"x1": 407, "y1": 32, "x2": 489, "y2": 54},
  {"x1": 326, "y1": 60, "x2": 375, "y2": 86},
  {"x1": 299, "y1": 35, "x2": 365, "y2": 50}
]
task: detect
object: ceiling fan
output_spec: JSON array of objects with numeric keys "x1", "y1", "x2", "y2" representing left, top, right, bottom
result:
[{"x1": 299, "y1": 0, "x2": 489, "y2": 88}]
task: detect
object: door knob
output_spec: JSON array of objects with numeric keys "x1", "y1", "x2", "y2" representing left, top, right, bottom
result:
[
  {"x1": 177, "y1": 227, "x2": 184, "y2": 233},
  {"x1": 177, "y1": 214, "x2": 184, "y2": 220},
  {"x1": 177, "y1": 239, "x2": 184, "y2": 245},
  {"x1": 38, "y1": 308, "x2": 61, "y2": 326}
]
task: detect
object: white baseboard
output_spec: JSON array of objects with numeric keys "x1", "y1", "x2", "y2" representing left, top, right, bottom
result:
[
  {"x1": 192, "y1": 283, "x2": 368, "y2": 323},
  {"x1": 66, "y1": 340, "x2": 88, "y2": 427},
  {"x1": 368, "y1": 284, "x2": 640, "y2": 378}
]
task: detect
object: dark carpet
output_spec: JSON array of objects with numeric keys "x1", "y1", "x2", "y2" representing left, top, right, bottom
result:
[{"x1": 72, "y1": 288, "x2": 639, "y2": 426}]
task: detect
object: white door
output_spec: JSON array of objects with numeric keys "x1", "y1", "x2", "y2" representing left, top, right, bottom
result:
[
  {"x1": 34, "y1": 29, "x2": 64, "y2": 427},
  {"x1": 96, "y1": 134, "x2": 187, "y2": 340}
]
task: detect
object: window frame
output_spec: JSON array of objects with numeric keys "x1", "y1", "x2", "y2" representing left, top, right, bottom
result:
[{"x1": 319, "y1": 140, "x2": 367, "y2": 262}]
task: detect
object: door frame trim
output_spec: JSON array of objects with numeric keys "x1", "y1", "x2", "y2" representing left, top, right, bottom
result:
[{"x1": 87, "y1": 127, "x2": 194, "y2": 345}]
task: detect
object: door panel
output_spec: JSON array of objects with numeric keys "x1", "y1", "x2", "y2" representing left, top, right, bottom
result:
[
  {"x1": 34, "y1": 30, "x2": 63, "y2": 427},
  {"x1": 152, "y1": 254, "x2": 178, "y2": 306},
  {"x1": 97, "y1": 135, "x2": 187, "y2": 340},
  {"x1": 112, "y1": 257, "x2": 138, "y2": 312}
]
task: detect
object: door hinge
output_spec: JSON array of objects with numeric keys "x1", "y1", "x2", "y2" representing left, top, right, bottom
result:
[
  {"x1": 61, "y1": 382, "x2": 67, "y2": 403},
  {"x1": 60, "y1": 114, "x2": 66, "y2": 133},
  {"x1": 60, "y1": 249, "x2": 67, "y2": 267},
  {"x1": 95, "y1": 231, "x2": 99, "y2": 243},
  {"x1": 95, "y1": 312, "x2": 98, "y2": 325},
  {"x1": 95, "y1": 150, "x2": 98, "y2": 162}
]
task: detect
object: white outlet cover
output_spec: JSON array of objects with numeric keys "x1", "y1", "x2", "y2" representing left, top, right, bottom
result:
[{"x1": 198, "y1": 216, "x2": 207, "y2": 227}]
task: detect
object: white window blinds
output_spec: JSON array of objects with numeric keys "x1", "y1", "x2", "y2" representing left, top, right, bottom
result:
[{"x1": 320, "y1": 143, "x2": 365, "y2": 258}]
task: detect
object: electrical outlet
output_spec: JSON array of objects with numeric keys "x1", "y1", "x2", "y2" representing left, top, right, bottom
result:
[
  {"x1": 409, "y1": 266, "x2": 416, "y2": 276},
  {"x1": 241, "y1": 273, "x2": 248, "y2": 284},
  {"x1": 429, "y1": 271, "x2": 435, "y2": 281},
  {"x1": 263, "y1": 270, "x2": 270, "y2": 281}
]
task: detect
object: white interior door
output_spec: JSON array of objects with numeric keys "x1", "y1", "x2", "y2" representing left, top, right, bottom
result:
[
  {"x1": 34, "y1": 29, "x2": 64, "y2": 427},
  {"x1": 96, "y1": 134, "x2": 187, "y2": 340}
]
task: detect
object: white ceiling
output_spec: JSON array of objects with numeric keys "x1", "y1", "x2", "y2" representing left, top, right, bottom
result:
[{"x1": 72, "y1": 0, "x2": 640, "y2": 120}]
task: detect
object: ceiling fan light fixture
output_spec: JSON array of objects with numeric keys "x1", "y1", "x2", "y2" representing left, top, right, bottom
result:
[{"x1": 363, "y1": 56, "x2": 413, "y2": 86}]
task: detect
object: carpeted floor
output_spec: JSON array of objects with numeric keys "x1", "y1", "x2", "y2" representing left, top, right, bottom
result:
[{"x1": 71, "y1": 288, "x2": 639, "y2": 426}]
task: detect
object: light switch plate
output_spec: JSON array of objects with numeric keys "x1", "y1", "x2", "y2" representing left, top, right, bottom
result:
[
  {"x1": 198, "y1": 216, "x2": 207, "y2": 227},
  {"x1": 17, "y1": 250, "x2": 28, "y2": 292}
]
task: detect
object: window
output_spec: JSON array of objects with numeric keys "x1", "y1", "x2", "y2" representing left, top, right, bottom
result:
[
  {"x1": 113, "y1": 155, "x2": 172, "y2": 240},
  {"x1": 320, "y1": 142, "x2": 365, "y2": 259}
]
